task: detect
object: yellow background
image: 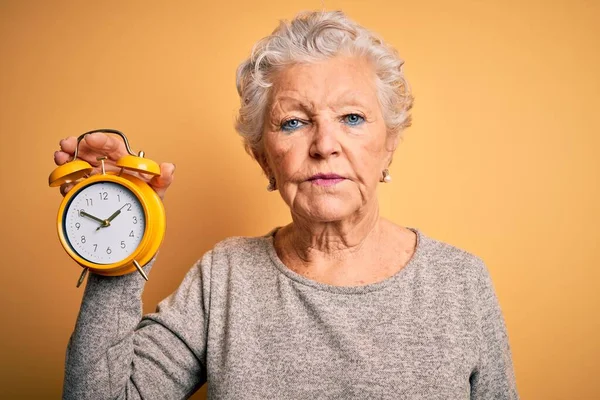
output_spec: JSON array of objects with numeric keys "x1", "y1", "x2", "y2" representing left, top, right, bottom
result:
[{"x1": 1, "y1": 0, "x2": 598, "y2": 398}]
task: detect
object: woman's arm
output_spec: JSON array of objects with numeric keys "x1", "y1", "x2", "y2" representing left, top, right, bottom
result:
[
  {"x1": 63, "y1": 252, "x2": 212, "y2": 399},
  {"x1": 470, "y1": 260, "x2": 519, "y2": 399}
]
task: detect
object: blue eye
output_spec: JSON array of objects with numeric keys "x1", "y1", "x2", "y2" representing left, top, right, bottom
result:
[
  {"x1": 343, "y1": 114, "x2": 365, "y2": 126},
  {"x1": 281, "y1": 119, "x2": 305, "y2": 132}
]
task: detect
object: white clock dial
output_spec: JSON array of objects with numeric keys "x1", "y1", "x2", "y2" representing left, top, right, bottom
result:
[{"x1": 63, "y1": 182, "x2": 146, "y2": 264}]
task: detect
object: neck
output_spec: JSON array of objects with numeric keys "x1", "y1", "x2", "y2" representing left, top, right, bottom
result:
[{"x1": 282, "y1": 202, "x2": 382, "y2": 264}]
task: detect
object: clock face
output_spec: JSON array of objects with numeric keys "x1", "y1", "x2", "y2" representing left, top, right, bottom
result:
[{"x1": 63, "y1": 181, "x2": 146, "y2": 264}]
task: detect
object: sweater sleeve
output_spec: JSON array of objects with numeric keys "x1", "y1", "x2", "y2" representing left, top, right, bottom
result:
[
  {"x1": 63, "y1": 251, "x2": 213, "y2": 400},
  {"x1": 470, "y1": 259, "x2": 519, "y2": 399}
]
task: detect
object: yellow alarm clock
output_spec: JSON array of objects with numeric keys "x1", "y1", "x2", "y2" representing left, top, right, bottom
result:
[{"x1": 48, "y1": 129, "x2": 166, "y2": 287}]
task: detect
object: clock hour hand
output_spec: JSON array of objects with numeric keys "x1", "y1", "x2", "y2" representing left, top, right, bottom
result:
[{"x1": 79, "y1": 210, "x2": 106, "y2": 226}]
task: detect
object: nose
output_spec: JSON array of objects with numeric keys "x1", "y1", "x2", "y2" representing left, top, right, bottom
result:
[{"x1": 309, "y1": 121, "x2": 341, "y2": 159}]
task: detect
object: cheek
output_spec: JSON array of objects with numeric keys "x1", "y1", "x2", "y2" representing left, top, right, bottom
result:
[
  {"x1": 368, "y1": 125, "x2": 392, "y2": 164},
  {"x1": 264, "y1": 138, "x2": 302, "y2": 179},
  {"x1": 351, "y1": 135, "x2": 388, "y2": 175}
]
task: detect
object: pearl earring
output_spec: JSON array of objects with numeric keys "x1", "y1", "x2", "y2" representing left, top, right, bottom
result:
[
  {"x1": 381, "y1": 169, "x2": 392, "y2": 183},
  {"x1": 266, "y1": 177, "x2": 277, "y2": 191}
]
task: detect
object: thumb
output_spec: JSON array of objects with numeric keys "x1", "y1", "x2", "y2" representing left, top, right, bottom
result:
[{"x1": 150, "y1": 163, "x2": 176, "y2": 200}]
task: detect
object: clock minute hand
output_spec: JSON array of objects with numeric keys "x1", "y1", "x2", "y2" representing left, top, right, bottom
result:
[
  {"x1": 96, "y1": 203, "x2": 130, "y2": 231},
  {"x1": 107, "y1": 203, "x2": 131, "y2": 222}
]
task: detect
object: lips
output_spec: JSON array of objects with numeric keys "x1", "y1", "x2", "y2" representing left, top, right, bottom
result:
[
  {"x1": 308, "y1": 173, "x2": 345, "y2": 187},
  {"x1": 308, "y1": 173, "x2": 344, "y2": 180}
]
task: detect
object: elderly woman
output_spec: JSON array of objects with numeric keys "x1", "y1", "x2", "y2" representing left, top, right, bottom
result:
[{"x1": 56, "y1": 10, "x2": 518, "y2": 399}]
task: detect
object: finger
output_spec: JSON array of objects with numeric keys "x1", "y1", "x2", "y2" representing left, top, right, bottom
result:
[
  {"x1": 59, "y1": 136, "x2": 77, "y2": 155},
  {"x1": 73, "y1": 148, "x2": 124, "y2": 168},
  {"x1": 54, "y1": 148, "x2": 121, "y2": 173},
  {"x1": 150, "y1": 163, "x2": 176, "y2": 190},
  {"x1": 83, "y1": 132, "x2": 128, "y2": 161},
  {"x1": 54, "y1": 150, "x2": 72, "y2": 165},
  {"x1": 149, "y1": 163, "x2": 176, "y2": 199},
  {"x1": 60, "y1": 182, "x2": 75, "y2": 197}
]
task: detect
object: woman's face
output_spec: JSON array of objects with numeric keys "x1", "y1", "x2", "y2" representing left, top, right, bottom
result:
[{"x1": 260, "y1": 55, "x2": 398, "y2": 223}]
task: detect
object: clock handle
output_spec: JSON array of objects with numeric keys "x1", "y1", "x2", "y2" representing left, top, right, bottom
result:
[
  {"x1": 73, "y1": 129, "x2": 137, "y2": 161},
  {"x1": 49, "y1": 129, "x2": 139, "y2": 187},
  {"x1": 73, "y1": 129, "x2": 161, "y2": 176}
]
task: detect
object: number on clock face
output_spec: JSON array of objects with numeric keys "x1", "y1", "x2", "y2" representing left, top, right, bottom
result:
[{"x1": 64, "y1": 182, "x2": 146, "y2": 264}]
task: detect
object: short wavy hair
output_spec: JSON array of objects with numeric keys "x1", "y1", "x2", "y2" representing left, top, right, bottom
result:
[{"x1": 235, "y1": 10, "x2": 413, "y2": 159}]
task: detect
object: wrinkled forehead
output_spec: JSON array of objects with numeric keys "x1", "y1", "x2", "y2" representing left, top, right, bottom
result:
[{"x1": 267, "y1": 55, "x2": 380, "y2": 112}]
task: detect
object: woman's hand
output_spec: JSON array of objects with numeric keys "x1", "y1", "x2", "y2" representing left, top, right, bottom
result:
[{"x1": 53, "y1": 132, "x2": 175, "y2": 200}]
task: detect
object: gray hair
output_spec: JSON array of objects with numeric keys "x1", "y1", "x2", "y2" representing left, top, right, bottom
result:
[{"x1": 235, "y1": 10, "x2": 414, "y2": 159}]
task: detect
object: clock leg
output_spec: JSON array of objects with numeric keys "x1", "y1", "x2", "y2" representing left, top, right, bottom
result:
[
  {"x1": 133, "y1": 260, "x2": 148, "y2": 281},
  {"x1": 76, "y1": 268, "x2": 89, "y2": 288}
]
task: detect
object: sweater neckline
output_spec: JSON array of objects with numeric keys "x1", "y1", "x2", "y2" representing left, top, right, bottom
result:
[{"x1": 263, "y1": 226, "x2": 425, "y2": 294}]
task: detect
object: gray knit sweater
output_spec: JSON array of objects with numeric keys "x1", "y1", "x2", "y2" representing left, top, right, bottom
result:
[{"x1": 63, "y1": 227, "x2": 519, "y2": 399}]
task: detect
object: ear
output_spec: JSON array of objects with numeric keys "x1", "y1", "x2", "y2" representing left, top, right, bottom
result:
[
  {"x1": 252, "y1": 148, "x2": 273, "y2": 178},
  {"x1": 384, "y1": 132, "x2": 401, "y2": 167}
]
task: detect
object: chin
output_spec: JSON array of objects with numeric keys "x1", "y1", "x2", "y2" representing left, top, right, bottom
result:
[{"x1": 297, "y1": 199, "x2": 358, "y2": 223}]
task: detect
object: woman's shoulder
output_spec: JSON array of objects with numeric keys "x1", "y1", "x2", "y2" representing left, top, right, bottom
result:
[
  {"x1": 212, "y1": 229, "x2": 275, "y2": 251},
  {"x1": 384, "y1": 219, "x2": 485, "y2": 273},
  {"x1": 201, "y1": 229, "x2": 277, "y2": 267},
  {"x1": 414, "y1": 227, "x2": 490, "y2": 283},
  {"x1": 418, "y1": 229, "x2": 484, "y2": 262}
]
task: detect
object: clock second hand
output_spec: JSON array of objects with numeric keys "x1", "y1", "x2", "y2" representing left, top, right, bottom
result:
[{"x1": 96, "y1": 203, "x2": 131, "y2": 231}]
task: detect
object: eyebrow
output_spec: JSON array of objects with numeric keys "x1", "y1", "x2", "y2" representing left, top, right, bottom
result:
[
  {"x1": 269, "y1": 95, "x2": 315, "y2": 114},
  {"x1": 334, "y1": 93, "x2": 373, "y2": 109},
  {"x1": 270, "y1": 92, "x2": 372, "y2": 114}
]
